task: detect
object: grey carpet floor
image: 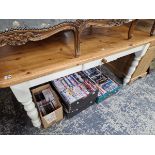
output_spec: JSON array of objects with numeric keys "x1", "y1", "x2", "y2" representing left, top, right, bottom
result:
[{"x1": 0, "y1": 70, "x2": 155, "y2": 135}]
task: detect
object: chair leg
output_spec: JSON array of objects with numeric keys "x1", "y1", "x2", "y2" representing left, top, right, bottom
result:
[
  {"x1": 128, "y1": 19, "x2": 138, "y2": 39},
  {"x1": 89, "y1": 25, "x2": 93, "y2": 34},
  {"x1": 72, "y1": 29, "x2": 80, "y2": 57},
  {"x1": 150, "y1": 20, "x2": 155, "y2": 36}
]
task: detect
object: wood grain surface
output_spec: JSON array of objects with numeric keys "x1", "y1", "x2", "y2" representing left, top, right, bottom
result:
[{"x1": 0, "y1": 26, "x2": 155, "y2": 88}]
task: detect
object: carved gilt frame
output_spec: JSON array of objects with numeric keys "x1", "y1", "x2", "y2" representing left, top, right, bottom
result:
[{"x1": 0, "y1": 19, "x2": 144, "y2": 57}]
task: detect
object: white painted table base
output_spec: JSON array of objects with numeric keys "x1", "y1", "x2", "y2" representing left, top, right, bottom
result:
[
  {"x1": 10, "y1": 43, "x2": 150, "y2": 128},
  {"x1": 123, "y1": 43, "x2": 150, "y2": 85},
  {"x1": 11, "y1": 84, "x2": 41, "y2": 127}
]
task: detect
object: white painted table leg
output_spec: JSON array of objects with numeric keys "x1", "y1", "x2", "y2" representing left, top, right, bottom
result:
[
  {"x1": 10, "y1": 83, "x2": 41, "y2": 128},
  {"x1": 123, "y1": 43, "x2": 150, "y2": 85}
]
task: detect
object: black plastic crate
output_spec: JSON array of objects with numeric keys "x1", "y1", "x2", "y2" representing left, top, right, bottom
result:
[{"x1": 51, "y1": 71, "x2": 98, "y2": 118}]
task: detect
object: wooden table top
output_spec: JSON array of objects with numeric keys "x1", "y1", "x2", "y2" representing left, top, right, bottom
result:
[{"x1": 0, "y1": 25, "x2": 155, "y2": 88}]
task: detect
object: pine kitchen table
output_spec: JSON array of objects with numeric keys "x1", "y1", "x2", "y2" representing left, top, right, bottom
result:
[{"x1": 0, "y1": 25, "x2": 154, "y2": 128}]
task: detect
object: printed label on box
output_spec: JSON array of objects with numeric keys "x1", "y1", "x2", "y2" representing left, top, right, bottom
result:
[{"x1": 44, "y1": 112, "x2": 57, "y2": 124}]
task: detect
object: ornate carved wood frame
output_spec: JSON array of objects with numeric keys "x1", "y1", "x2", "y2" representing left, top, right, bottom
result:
[
  {"x1": 0, "y1": 21, "x2": 80, "y2": 57},
  {"x1": 0, "y1": 19, "x2": 148, "y2": 58}
]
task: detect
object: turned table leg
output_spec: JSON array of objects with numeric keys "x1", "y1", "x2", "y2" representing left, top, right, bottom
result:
[
  {"x1": 10, "y1": 84, "x2": 41, "y2": 128},
  {"x1": 123, "y1": 43, "x2": 150, "y2": 85}
]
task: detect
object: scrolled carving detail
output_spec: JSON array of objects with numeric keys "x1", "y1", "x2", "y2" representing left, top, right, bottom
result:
[{"x1": 0, "y1": 31, "x2": 41, "y2": 46}]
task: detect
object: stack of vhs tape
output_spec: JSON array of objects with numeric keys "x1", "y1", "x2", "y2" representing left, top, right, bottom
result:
[
  {"x1": 34, "y1": 88, "x2": 58, "y2": 116},
  {"x1": 51, "y1": 71, "x2": 98, "y2": 118},
  {"x1": 84, "y1": 67, "x2": 121, "y2": 103}
]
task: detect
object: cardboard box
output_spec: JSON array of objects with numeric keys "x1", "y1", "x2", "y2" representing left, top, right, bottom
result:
[{"x1": 31, "y1": 83, "x2": 63, "y2": 128}]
